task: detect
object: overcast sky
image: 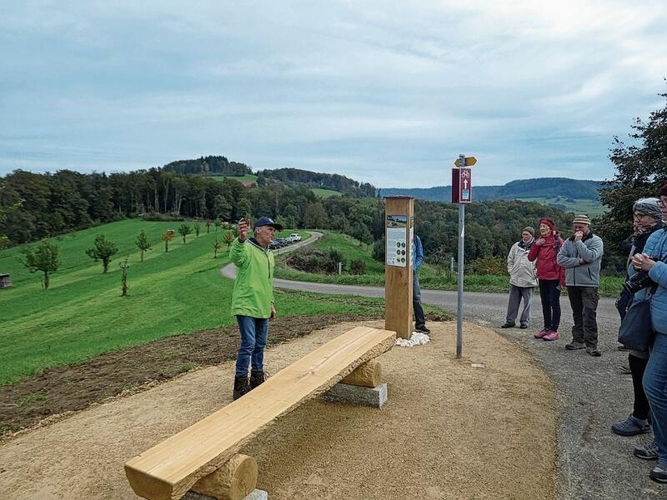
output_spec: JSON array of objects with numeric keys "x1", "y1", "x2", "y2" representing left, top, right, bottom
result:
[{"x1": 1, "y1": 1, "x2": 666, "y2": 188}]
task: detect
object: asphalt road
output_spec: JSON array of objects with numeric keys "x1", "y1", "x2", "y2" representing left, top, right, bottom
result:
[{"x1": 221, "y1": 236, "x2": 665, "y2": 499}]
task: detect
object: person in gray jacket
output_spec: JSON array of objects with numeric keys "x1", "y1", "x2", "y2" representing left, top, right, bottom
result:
[
  {"x1": 501, "y1": 227, "x2": 538, "y2": 329},
  {"x1": 557, "y1": 214, "x2": 604, "y2": 356}
]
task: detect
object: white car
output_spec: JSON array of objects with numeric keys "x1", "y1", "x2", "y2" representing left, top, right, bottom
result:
[{"x1": 290, "y1": 233, "x2": 302, "y2": 241}]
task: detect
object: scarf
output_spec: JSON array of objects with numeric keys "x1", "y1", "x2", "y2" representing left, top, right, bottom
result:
[{"x1": 518, "y1": 237, "x2": 534, "y2": 250}]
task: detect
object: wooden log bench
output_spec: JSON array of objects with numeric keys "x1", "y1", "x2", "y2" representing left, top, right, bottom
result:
[{"x1": 125, "y1": 326, "x2": 396, "y2": 500}]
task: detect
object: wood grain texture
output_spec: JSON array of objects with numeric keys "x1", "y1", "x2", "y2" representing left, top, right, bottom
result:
[
  {"x1": 340, "y1": 360, "x2": 382, "y2": 387},
  {"x1": 124, "y1": 326, "x2": 396, "y2": 500},
  {"x1": 190, "y1": 453, "x2": 257, "y2": 500}
]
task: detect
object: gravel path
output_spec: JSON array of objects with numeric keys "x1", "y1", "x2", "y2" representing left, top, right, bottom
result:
[{"x1": 255, "y1": 270, "x2": 666, "y2": 499}]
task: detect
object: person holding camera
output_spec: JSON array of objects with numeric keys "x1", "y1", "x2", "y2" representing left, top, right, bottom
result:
[
  {"x1": 230, "y1": 216, "x2": 282, "y2": 400},
  {"x1": 612, "y1": 198, "x2": 663, "y2": 440},
  {"x1": 557, "y1": 214, "x2": 604, "y2": 356},
  {"x1": 631, "y1": 183, "x2": 667, "y2": 484}
]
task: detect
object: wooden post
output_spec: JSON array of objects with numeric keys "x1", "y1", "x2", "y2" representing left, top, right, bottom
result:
[{"x1": 384, "y1": 196, "x2": 414, "y2": 339}]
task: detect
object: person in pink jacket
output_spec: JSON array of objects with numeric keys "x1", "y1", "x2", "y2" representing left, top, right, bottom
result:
[{"x1": 528, "y1": 218, "x2": 565, "y2": 341}]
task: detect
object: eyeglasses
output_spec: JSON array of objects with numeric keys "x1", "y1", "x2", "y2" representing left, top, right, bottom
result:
[
  {"x1": 659, "y1": 200, "x2": 666, "y2": 207},
  {"x1": 634, "y1": 213, "x2": 647, "y2": 220}
]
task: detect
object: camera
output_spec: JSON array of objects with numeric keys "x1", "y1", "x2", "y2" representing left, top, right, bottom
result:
[{"x1": 622, "y1": 271, "x2": 656, "y2": 295}]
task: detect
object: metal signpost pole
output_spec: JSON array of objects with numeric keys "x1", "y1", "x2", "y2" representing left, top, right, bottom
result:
[{"x1": 456, "y1": 154, "x2": 465, "y2": 358}]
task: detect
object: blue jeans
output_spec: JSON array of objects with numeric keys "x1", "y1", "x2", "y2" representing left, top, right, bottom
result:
[
  {"x1": 413, "y1": 271, "x2": 426, "y2": 329},
  {"x1": 538, "y1": 279, "x2": 561, "y2": 331},
  {"x1": 644, "y1": 332, "x2": 667, "y2": 465},
  {"x1": 235, "y1": 316, "x2": 269, "y2": 378}
]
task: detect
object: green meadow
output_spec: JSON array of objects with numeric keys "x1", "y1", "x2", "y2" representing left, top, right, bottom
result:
[
  {"x1": 1, "y1": 221, "x2": 622, "y2": 386},
  {"x1": 311, "y1": 188, "x2": 343, "y2": 198},
  {"x1": 518, "y1": 197, "x2": 606, "y2": 217},
  {"x1": 0, "y1": 220, "x2": 382, "y2": 385}
]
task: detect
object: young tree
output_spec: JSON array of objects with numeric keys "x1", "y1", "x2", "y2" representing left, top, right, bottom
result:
[
  {"x1": 213, "y1": 239, "x2": 222, "y2": 258},
  {"x1": 162, "y1": 230, "x2": 174, "y2": 252},
  {"x1": 119, "y1": 256, "x2": 130, "y2": 296},
  {"x1": 206, "y1": 219, "x2": 212, "y2": 234},
  {"x1": 85, "y1": 234, "x2": 118, "y2": 273},
  {"x1": 214, "y1": 219, "x2": 221, "y2": 232},
  {"x1": 22, "y1": 240, "x2": 60, "y2": 290},
  {"x1": 135, "y1": 230, "x2": 152, "y2": 262},
  {"x1": 178, "y1": 223, "x2": 192, "y2": 243},
  {"x1": 193, "y1": 221, "x2": 201, "y2": 237},
  {"x1": 223, "y1": 230, "x2": 235, "y2": 250}
]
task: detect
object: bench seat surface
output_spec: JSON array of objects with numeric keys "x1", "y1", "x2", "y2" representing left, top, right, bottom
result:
[{"x1": 125, "y1": 326, "x2": 396, "y2": 500}]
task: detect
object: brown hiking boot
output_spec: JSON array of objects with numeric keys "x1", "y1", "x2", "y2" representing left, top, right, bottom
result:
[
  {"x1": 250, "y1": 370, "x2": 266, "y2": 389},
  {"x1": 233, "y1": 376, "x2": 251, "y2": 400}
]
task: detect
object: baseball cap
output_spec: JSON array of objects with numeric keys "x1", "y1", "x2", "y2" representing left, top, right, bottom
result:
[{"x1": 253, "y1": 217, "x2": 283, "y2": 231}]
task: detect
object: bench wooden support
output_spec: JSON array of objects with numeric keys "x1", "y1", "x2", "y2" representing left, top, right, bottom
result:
[
  {"x1": 340, "y1": 359, "x2": 382, "y2": 387},
  {"x1": 189, "y1": 453, "x2": 257, "y2": 500},
  {"x1": 125, "y1": 326, "x2": 396, "y2": 500}
]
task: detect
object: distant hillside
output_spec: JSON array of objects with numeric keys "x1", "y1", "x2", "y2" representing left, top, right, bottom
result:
[{"x1": 379, "y1": 178, "x2": 602, "y2": 203}]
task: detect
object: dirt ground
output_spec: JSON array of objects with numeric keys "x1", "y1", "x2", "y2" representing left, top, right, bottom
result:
[{"x1": 0, "y1": 318, "x2": 557, "y2": 500}]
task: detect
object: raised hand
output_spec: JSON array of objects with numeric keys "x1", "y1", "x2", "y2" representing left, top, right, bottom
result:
[{"x1": 238, "y1": 218, "x2": 250, "y2": 241}]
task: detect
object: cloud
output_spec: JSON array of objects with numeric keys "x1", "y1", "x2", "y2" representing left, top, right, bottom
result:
[{"x1": 1, "y1": 1, "x2": 666, "y2": 187}]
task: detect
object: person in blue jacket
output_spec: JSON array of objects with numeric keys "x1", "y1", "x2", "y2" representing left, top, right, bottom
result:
[
  {"x1": 412, "y1": 234, "x2": 429, "y2": 334},
  {"x1": 631, "y1": 182, "x2": 667, "y2": 484}
]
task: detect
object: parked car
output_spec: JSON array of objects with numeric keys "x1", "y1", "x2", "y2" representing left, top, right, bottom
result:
[
  {"x1": 268, "y1": 240, "x2": 282, "y2": 250},
  {"x1": 290, "y1": 233, "x2": 302, "y2": 241}
]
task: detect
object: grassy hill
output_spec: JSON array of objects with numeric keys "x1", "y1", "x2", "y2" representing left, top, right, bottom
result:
[
  {"x1": 311, "y1": 188, "x2": 343, "y2": 198},
  {"x1": 0, "y1": 221, "x2": 382, "y2": 386}
]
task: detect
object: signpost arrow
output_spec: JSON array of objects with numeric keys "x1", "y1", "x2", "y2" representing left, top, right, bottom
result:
[{"x1": 454, "y1": 156, "x2": 477, "y2": 167}]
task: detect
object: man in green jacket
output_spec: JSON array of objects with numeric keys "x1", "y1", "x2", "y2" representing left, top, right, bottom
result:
[{"x1": 230, "y1": 216, "x2": 282, "y2": 400}]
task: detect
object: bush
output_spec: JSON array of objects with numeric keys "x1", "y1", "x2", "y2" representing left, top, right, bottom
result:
[
  {"x1": 289, "y1": 248, "x2": 346, "y2": 274},
  {"x1": 349, "y1": 259, "x2": 367, "y2": 275},
  {"x1": 467, "y1": 256, "x2": 506, "y2": 276},
  {"x1": 372, "y1": 239, "x2": 385, "y2": 263}
]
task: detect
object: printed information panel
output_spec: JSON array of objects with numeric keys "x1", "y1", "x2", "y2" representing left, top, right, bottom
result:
[{"x1": 386, "y1": 214, "x2": 408, "y2": 267}]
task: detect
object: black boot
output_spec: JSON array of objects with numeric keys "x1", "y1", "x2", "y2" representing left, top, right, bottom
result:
[
  {"x1": 233, "y1": 376, "x2": 250, "y2": 400},
  {"x1": 250, "y1": 370, "x2": 266, "y2": 390}
]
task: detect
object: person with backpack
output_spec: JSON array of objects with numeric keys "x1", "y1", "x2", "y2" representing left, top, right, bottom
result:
[
  {"x1": 630, "y1": 184, "x2": 667, "y2": 483},
  {"x1": 612, "y1": 198, "x2": 663, "y2": 441},
  {"x1": 528, "y1": 218, "x2": 565, "y2": 341}
]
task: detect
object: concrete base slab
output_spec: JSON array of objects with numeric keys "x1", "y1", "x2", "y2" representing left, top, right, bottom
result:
[
  {"x1": 184, "y1": 489, "x2": 268, "y2": 500},
  {"x1": 322, "y1": 382, "x2": 387, "y2": 408}
]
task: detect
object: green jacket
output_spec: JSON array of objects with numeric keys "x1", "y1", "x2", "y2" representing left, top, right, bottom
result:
[{"x1": 230, "y1": 237, "x2": 275, "y2": 318}]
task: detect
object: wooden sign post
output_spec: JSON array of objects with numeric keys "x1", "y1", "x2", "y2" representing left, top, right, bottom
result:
[{"x1": 384, "y1": 196, "x2": 414, "y2": 339}]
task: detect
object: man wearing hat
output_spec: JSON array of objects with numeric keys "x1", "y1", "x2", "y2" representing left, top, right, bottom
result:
[
  {"x1": 230, "y1": 216, "x2": 283, "y2": 399},
  {"x1": 501, "y1": 227, "x2": 537, "y2": 329},
  {"x1": 557, "y1": 214, "x2": 604, "y2": 356}
]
